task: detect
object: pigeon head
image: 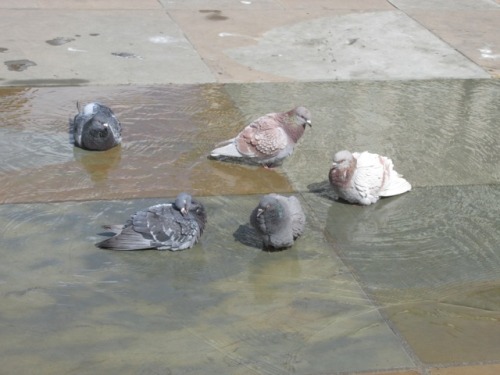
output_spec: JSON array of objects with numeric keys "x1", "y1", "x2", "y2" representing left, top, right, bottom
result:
[
  {"x1": 174, "y1": 192, "x2": 192, "y2": 216},
  {"x1": 256, "y1": 195, "x2": 287, "y2": 230},
  {"x1": 329, "y1": 150, "x2": 356, "y2": 187},
  {"x1": 332, "y1": 150, "x2": 354, "y2": 169},
  {"x1": 292, "y1": 106, "x2": 312, "y2": 128}
]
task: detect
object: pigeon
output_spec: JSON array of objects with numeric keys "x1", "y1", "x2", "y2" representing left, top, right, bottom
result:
[
  {"x1": 250, "y1": 194, "x2": 305, "y2": 250},
  {"x1": 95, "y1": 193, "x2": 207, "y2": 251},
  {"x1": 328, "y1": 150, "x2": 412, "y2": 205},
  {"x1": 72, "y1": 102, "x2": 122, "y2": 151},
  {"x1": 209, "y1": 106, "x2": 312, "y2": 167}
]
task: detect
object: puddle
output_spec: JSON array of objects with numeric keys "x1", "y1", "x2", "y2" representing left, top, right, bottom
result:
[
  {"x1": 0, "y1": 195, "x2": 412, "y2": 374},
  {"x1": 4, "y1": 59, "x2": 37, "y2": 72},
  {"x1": 0, "y1": 80, "x2": 499, "y2": 373},
  {"x1": 111, "y1": 52, "x2": 142, "y2": 59},
  {"x1": 0, "y1": 84, "x2": 293, "y2": 203},
  {"x1": 46, "y1": 37, "x2": 75, "y2": 46},
  {"x1": 199, "y1": 9, "x2": 229, "y2": 21}
]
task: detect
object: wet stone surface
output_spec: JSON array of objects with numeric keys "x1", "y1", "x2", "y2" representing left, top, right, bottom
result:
[
  {"x1": 45, "y1": 37, "x2": 76, "y2": 46},
  {"x1": 0, "y1": 195, "x2": 414, "y2": 374},
  {"x1": 0, "y1": 84, "x2": 294, "y2": 203},
  {"x1": 4, "y1": 59, "x2": 37, "y2": 71},
  {"x1": 0, "y1": 79, "x2": 499, "y2": 373}
]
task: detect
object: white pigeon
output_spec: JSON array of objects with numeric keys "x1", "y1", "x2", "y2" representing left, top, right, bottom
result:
[
  {"x1": 328, "y1": 150, "x2": 411, "y2": 205},
  {"x1": 209, "y1": 106, "x2": 311, "y2": 167},
  {"x1": 250, "y1": 194, "x2": 306, "y2": 250},
  {"x1": 95, "y1": 193, "x2": 207, "y2": 251},
  {"x1": 72, "y1": 102, "x2": 122, "y2": 151}
]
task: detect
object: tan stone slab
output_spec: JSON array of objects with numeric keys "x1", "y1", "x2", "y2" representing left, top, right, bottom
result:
[
  {"x1": 278, "y1": 0, "x2": 395, "y2": 10},
  {"x1": 168, "y1": 9, "x2": 357, "y2": 82},
  {"x1": 384, "y1": 297, "x2": 500, "y2": 364},
  {"x1": 0, "y1": 85, "x2": 294, "y2": 204},
  {"x1": 400, "y1": 10, "x2": 500, "y2": 77},
  {"x1": 389, "y1": 0, "x2": 498, "y2": 10},
  {"x1": 0, "y1": 0, "x2": 162, "y2": 9},
  {"x1": 0, "y1": 10, "x2": 215, "y2": 85},
  {"x1": 430, "y1": 364, "x2": 500, "y2": 375},
  {"x1": 355, "y1": 371, "x2": 421, "y2": 375},
  {"x1": 171, "y1": 8, "x2": 489, "y2": 83},
  {"x1": 159, "y1": 0, "x2": 284, "y2": 10}
]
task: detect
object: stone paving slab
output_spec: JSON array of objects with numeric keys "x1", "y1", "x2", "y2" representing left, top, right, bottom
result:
[
  {"x1": 0, "y1": 85, "x2": 294, "y2": 204},
  {"x1": 0, "y1": 195, "x2": 416, "y2": 374},
  {"x1": 389, "y1": 0, "x2": 499, "y2": 10},
  {"x1": 171, "y1": 9, "x2": 489, "y2": 83},
  {"x1": 0, "y1": 10, "x2": 215, "y2": 86},
  {"x1": 2, "y1": 79, "x2": 499, "y2": 203},
  {"x1": 1, "y1": 2, "x2": 495, "y2": 85},
  {"x1": 395, "y1": 9, "x2": 500, "y2": 78},
  {"x1": 430, "y1": 364, "x2": 500, "y2": 375},
  {"x1": 223, "y1": 80, "x2": 500, "y2": 190},
  {"x1": 0, "y1": 1, "x2": 499, "y2": 374},
  {"x1": 0, "y1": 0, "x2": 162, "y2": 9},
  {"x1": 304, "y1": 184, "x2": 500, "y2": 365}
]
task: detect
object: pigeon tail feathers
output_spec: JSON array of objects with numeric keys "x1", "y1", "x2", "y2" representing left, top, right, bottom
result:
[
  {"x1": 209, "y1": 140, "x2": 241, "y2": 159},
  {"x1": 379, "y1": 172, "x2": 412, "y2": 197}
]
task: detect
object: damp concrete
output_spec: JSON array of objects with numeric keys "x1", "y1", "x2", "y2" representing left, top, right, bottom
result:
[{"x1": 0, "y1": 1, "x2": 498, "y2": 85}]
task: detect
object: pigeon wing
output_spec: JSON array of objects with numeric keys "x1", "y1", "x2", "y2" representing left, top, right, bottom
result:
[
  {"x1": 236, "y1": 114, "x2": 288, "y2": 159},
  {"x1": 284, "y1": 196, "x2": 305, "y2": 239},
  {"x1": 378, "y1": 155, "x2": 412, "y2": 197},
  {"x1": 133, "y1": 204, "x2": 200, "y2": 251},
  {"x1": 72, "y1": 113, "x2": 88, "y2": 147},
  {"x1": 351, "y1": 152, "x2": 386, "y2": 202}
]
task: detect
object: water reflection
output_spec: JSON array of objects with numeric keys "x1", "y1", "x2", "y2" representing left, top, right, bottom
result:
[
  {"x1": 2, "y1": 195, "x2": 411, "y2": 374},
  {"x1": 73, "y1": 145, "x2": 122, "y2": 184},
  {"x1": 0, "y1": 84, "x2": 293, "y2": 203}
]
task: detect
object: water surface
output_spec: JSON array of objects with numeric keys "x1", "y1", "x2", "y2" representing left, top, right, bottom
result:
[{"x1": 0, "y1": 80, "x2": 499, "y2": 373}]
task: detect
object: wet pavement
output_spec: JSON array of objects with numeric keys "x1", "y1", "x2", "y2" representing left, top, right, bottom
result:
[{"x1": 0, "y1": 1, "x2": 499, "y2": 375}]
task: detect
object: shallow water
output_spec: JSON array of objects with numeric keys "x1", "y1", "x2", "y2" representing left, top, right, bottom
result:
[{"x1": 0, "y1": 80, "x2": 499, "y2": 373}]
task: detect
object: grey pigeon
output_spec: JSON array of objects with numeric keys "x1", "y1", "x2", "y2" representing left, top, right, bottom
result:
[
  {"x1": 95, "y1": 193, "x2": 207, "y2": 251},
  {"x1": 72, "y1": 102, "x2": 122, "y2": 151},
  {"x1": 329, "y1": 150, "x2": 411, "y2": 205},
  {"x1": 209, "y1": 106, "x2": 311, "y2": 167},
  {"x1": 250, "y1": 194, "x2": 305, "y2": 250}
]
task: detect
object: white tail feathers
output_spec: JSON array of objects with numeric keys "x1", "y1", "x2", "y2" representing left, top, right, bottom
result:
[
  {"x1": 379, "y1": 172, "x2": 412, "y2": 197},
  {"x1": 210, "y1": 140, "x2": 241, "y2": 159}
]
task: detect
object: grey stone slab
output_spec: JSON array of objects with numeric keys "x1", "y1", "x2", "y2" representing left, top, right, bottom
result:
[
  {"x1": 0, "y1": 0, "x2": 162, "y2": 9},
  {"x1": 224, "y1": 79, "x2": 500, "y2": 189},
  {"x1": 302, "y1": 184, "x2": 500, "y2": 365},
  {"x1": 310, "y1": 185, "x2": 500, "y2": 293},
  {"x1": 396, "y1": 10, "x2": 500, "y2": 78},
  {"x1": 389, "y1": 0, "x2": 499, "y2": 10},
  {"x1": 0, "y1": 10, "x2": 214, "y2": 85},
  {"x1": 159, "y1": 0, "x2": 284, "y2": 9},
  {"x1": 0, "y1": 195, "x2": 415, "y2": 374},
  {"x1": 224, "y1": 11, "x2": 490, "y2": 81}
]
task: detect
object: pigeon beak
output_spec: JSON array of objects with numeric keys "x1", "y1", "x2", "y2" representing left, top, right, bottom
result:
[
  {"x1": 256, "y1": 208, "x2": 264, "y2": 217},
  {"x1": 331, "y1": 162, "x2": 338, "y2": 168},
  {"x1": 181, "y1": 207, "x2": 188, "y2": 216},
  {"x1": 103, "y1": 123, "x2": 109, "y2": 128},
  {"x1": 306, "y1": 120, "x2": 312, "y2": 127}
]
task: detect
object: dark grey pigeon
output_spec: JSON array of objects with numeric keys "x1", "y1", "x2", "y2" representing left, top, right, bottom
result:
[
  {"x1": 72, "y1": 102, "x2": 122, "y2": 151},
  {"x1": 250, "y1": 194, "x2": 305, "y2": 250},
  {"x1": 209, "y1": 106, "x2": 311, "y2": 168},
  {"x1": 96, "y1": 193, "x2": 207, "y2": 251}
]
